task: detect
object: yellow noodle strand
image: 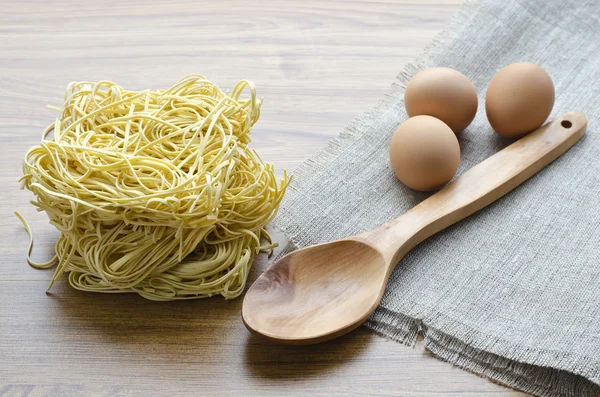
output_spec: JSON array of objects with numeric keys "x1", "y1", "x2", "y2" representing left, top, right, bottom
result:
[
  {"x1": 19, "y1": 74, "x2": 289, "y2": 300},
  {"x1": 13, "y1": 210, "x2": 58, "y2": 269}
]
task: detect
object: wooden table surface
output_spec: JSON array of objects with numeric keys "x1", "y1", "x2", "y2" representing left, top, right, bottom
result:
[{"x1": 1, "y1": 1, "x2": 529, "y2": 396}]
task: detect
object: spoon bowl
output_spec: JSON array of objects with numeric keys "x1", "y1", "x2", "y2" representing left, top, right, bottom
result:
[{"x1": 243, "y1": 240, "x2": 387, "y2": 343}]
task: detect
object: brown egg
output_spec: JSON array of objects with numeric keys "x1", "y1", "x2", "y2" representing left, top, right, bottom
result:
[
  {"x1": 389, "y1": 115, "x2": 460, "y2": 192},
  {"x1": 486, "y1": 62, "x2": 555, "y2": 138},
  {"x1": 404, "y1": 67, "x2": 478, "y2": 134}
]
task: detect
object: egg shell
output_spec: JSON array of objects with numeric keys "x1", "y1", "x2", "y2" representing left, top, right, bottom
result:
[
  {"x1": 485, "y1": 62, "x2": 555, "y2": 139},
  {"x1": 389, "y1": 115, "x2": 460, "y2": 192},
  {"x1": 404, "y1": 67, "x2": 478, "y2": 134}
]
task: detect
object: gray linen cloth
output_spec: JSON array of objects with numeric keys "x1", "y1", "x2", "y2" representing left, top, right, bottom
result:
[{"x1": 272, "y1": 0, "x2": 600, "y2": 395}]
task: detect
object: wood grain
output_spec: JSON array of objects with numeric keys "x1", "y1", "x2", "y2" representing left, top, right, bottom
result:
[{"x1": 0, "y1": 0, "x2": 529, "y2": 395}]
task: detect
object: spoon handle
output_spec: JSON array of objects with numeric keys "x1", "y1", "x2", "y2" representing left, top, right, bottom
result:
[{"x1": 357, "y1": 112, "x2": 587, "y2": 268}]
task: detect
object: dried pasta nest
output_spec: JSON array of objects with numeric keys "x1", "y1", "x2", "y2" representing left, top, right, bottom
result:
[{"x1": 18, "y1": 75, "x2": 289, "y2": 301}]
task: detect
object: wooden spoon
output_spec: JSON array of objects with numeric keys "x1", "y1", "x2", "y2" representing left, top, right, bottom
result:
[{"x1": 242, "y1": 112, "x2": 587, "y2": 344}]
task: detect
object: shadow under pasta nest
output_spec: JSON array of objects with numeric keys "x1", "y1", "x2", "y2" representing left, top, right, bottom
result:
[{"x1": 43, "y1": 247, "x2": 273, "y2": 356}]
